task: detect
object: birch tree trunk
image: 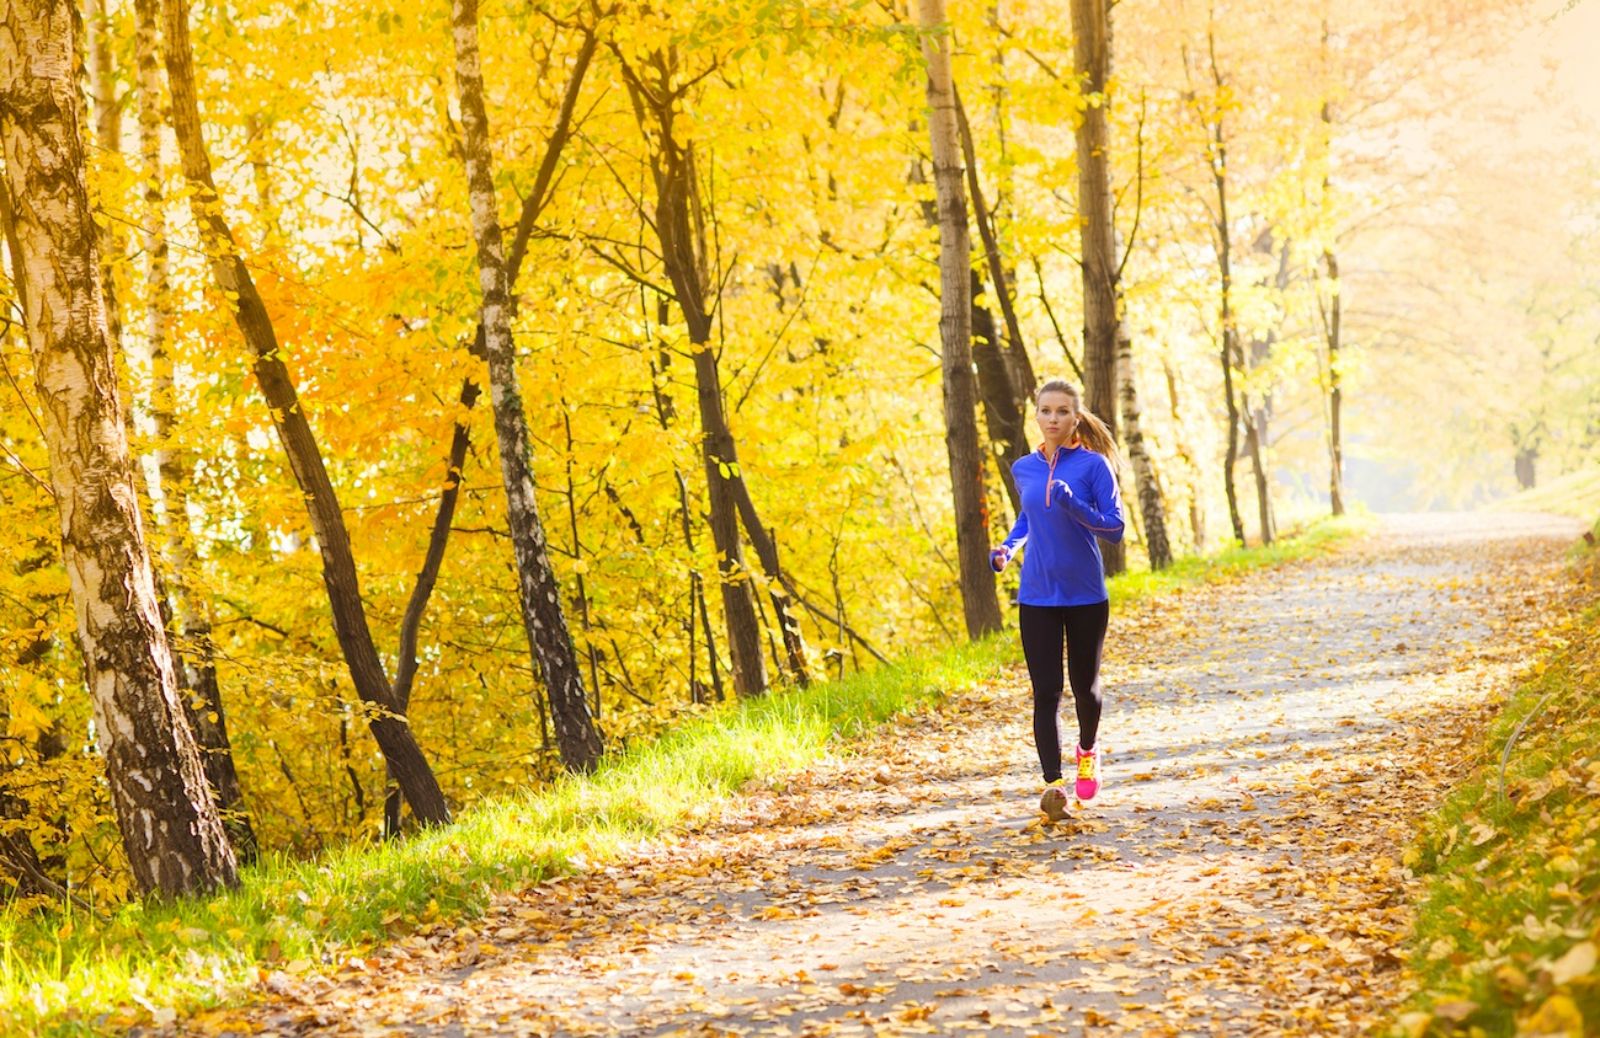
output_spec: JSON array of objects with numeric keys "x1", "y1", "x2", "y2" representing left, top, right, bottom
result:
[
  {"x1": 0, "y1": 0, "x2": 237, "y2": 897},
  {"x1": 668, "y1": 161, "x2": 770, "y2": 696},
  {"x1": 908, "y1": 150, "x2": 1022, "y2": 514},
  {"x1": 162, "y1": 0, "x2": 451, "y2": 824},
  {"x1": 682, "y1": 317, "x2": 771, "y2": 696},
  {"x1": 642, "y1": 313, "x2": 726, "y2": 703},
  {"x1": 132, "y1": 0, "x2": 257, "y2": 862},
  {"x1": 84, "y1": 0, "x2": 126, "y2": 352},
  {"x1": 85, "y1": 0, "x2": 119, "y2": 147},
  {"x1": 1241, "y1": 406, "x2": 1273, "y2": 544},
  {"x1": 1219, "y1": 292, "x2": 1246, "y2": 546},
  {"x1": 1071, "y1": 0, "x2": 1117, "y2": 426},
  {"x1": 955, "y1": 89, "x2": 1037, "y2": 407},
  {"x1": 449, "y1": 0, "x2": 603, "y2": 769},
  {"x1": 730, "y1": 480, "x2": 813, "y2": 687},
  {"x1": 915, "y1": 0, "x2": 1003, "y2": 639},
  {"x1": 1163, "y1": 360, "x2": 1207, "y2": 552},
  {"x1": 1316, "y1": 19, "x2": 1347, "y2": 518},
  {"x1": 969, "y1": 272, "x2": 1024, "y2": 512},
  {"x1": 1117, "y1": 329, "x2": 1172, "y2": 568},
  {"x1": 379, "y1": 26, "x2": 597, "y2": 832}
]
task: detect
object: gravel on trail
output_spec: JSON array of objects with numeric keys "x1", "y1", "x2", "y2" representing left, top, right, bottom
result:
[{"x1": 186, "y1": 512, "x2": 1585, "y2": 1038}]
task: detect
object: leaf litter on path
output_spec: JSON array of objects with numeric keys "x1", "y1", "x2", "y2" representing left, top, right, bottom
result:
[{"x1": 158, "y1": 512, "x2": 1587, "y2": 1038}]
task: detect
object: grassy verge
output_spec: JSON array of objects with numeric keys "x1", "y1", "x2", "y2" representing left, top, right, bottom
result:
[
  {"x1": 1487, "y1": 465, "x2": 1600, "y2": 522},
  {"x1": 0, "y1": 514, "x2": 1366, "y2": 1037},
  {"x1": 1393, "y1": 540, "x2": 1600, "y2": 1037}
]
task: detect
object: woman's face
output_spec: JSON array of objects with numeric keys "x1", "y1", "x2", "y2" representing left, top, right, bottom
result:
[{"x1": 1036, "y1": 390, "x2": 1080, "y2": 444}]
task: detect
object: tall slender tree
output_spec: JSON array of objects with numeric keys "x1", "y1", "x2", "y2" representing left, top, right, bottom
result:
[
  {"x1": 161, "y1": 0, "x2": 451, "y2": 824},
  {"x1": 132, "y1": 0, "x2": 256, "y2": 859},
  {"x1": 907, "y1": 144, "x2": 1022, "y2": 514},
  {"x1": 1070, "y1": 0, "x2": 1129, "y2": 575},
  {"x1": 83, "y1": 0, "x2": 126, "y2": 351},
  {"x1": 1162, "y1": 360, "x2": 1208, "y2": 551},
  {"x1": 915, "y1": 0, "x2": 1003, "y2": 639},
  {"x1": 386, "y1": 21, "x2": 602, "y2": 834},
  {"x1": 616, "y1": 45, "x2": 817, "y2": 695},
  {"x1": 0, "y1": 0, "x2": 237, "y2": 897},
  {"x1": 1070, "y1": 0, "x2": 1119, "y2": 427},
  {"x1": 1071, "y1": 0, "x2": 1174, "y2": 571},
  {"x1": 1317, "y1": 18, "x2": 1346, "y2": 517},
  {"x1": 954, "y1": 87, "x2": 1035, "y2": 512},
  {"x1": 1190, "y1": 29, "x2": 1248, "y2": 546},
  {"x1": 449, "y1": 0, "x2": 603, "y2": 769},
  {"x1": 1240, "y1": 236, "x2": 1286, "y2": 545},
  {"x1": 1321, "y1": 246, "x2": 1345, "y2": 515},
  {"x1": 1117, "y1": 328, "x2": 1172, "y2": 568}
]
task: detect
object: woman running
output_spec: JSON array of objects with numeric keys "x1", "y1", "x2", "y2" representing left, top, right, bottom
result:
[{"x1": 990, "y1": 379, "x2": 1125, "y2": 820}]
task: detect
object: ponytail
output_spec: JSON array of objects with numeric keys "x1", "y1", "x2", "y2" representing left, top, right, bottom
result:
[{"x1": 1075, "y1": 408, "x2": 1123, "y2": 471}]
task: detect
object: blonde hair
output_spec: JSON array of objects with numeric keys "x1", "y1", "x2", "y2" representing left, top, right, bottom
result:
[{"x1": 1036, "y1": 379, "x2": 1122, "y2": 470}]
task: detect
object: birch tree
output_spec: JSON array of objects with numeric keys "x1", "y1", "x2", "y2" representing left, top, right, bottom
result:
[
  {"x1": 132, "y1": 0, "x2": 257, "y2": 861},
  {"x1": 449, "y1": 0, "x2": 603, "y2": 768},
  {"x1": 0, "y1": 0, "x2": 237, "y2": 897}
]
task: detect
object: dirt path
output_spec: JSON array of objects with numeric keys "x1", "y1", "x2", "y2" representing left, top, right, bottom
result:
[{"x1": 202, "y1": 512, "x2": 1584, "y2": 1037}]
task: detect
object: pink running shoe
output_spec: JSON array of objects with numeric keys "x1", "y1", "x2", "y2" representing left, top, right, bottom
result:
[{"x1": 1074, "y1": 745, "x2": 1101, "y2": 802}]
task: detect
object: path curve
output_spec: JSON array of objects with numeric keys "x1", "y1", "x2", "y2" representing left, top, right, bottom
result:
[{"x1": 192, "y1": 512, "x2": 1584, "y2": 1037}]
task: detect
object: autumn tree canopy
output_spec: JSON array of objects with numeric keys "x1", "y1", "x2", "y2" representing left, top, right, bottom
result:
[{"x1": 1, "y1": 0, "x2": 1595, "y2": 903}]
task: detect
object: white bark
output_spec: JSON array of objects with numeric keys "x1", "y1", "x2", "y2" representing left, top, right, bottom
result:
[
  {"x1": 0, "y1": 0, "x2": 236, "y2": 896},
  {"x1": 450, "y1": 0, "x2": 603, "y2": 768}
]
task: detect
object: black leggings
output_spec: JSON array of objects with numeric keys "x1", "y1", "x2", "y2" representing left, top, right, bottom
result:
[{"x1": 1019, "y1": 601, "x2": 1108, "y2": 782}]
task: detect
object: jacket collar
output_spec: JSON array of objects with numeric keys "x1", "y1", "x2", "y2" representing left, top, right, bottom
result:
[{"x1": 1037, "y1": 440, "x2": 1081, "y2": 462}]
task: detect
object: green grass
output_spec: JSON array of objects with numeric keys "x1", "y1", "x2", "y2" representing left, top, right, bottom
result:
[
  {"x1": 1486, "y1": 465, "x2": 1600, "y2": 522},
  {"x1": 1393, "y1": 546, "x2": 1600, "y2": 1037},
  {"x1": 0, "y1": 514, "x2": 1364, "y2": 1038}
]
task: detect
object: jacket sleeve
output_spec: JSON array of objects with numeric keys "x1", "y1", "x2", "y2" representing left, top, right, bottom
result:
[
  {"x1": 1065, "y1": 456, "x2": 1125, "y2": 543},
  {"x1": 1001, "y1": 511, "x2": 1029, "y2": 555}
]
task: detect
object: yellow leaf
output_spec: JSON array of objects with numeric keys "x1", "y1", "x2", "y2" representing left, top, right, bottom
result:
[
  {"x1": 1518, "y1": 993, "x2": 1583, "y2": 1037},
  {"x1": 1396, "y1": 1011, "x2": 1432, "y2": 1038}
]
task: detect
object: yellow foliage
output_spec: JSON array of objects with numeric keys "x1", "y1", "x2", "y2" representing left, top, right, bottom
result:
[{"x1": 2, "y1": 0, "x2": 1591, "y2": 909}]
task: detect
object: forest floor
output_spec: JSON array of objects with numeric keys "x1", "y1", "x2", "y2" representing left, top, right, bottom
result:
[{"x1": 167, "y1": 512, "x2": 1586, "y2": 1038}]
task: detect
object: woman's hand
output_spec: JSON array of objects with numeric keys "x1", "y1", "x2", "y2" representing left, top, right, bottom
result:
[
  {"x1": 1049, "y1": 479, "x2": 1073, "y2": 507},
  {"x1": 990, "y1": 547, "x2": 1012, "y2": 572}
]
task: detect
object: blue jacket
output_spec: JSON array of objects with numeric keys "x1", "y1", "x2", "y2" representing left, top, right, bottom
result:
[{"x1": 999, "y1": 445, "x2": 1125, "y2": 607}]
